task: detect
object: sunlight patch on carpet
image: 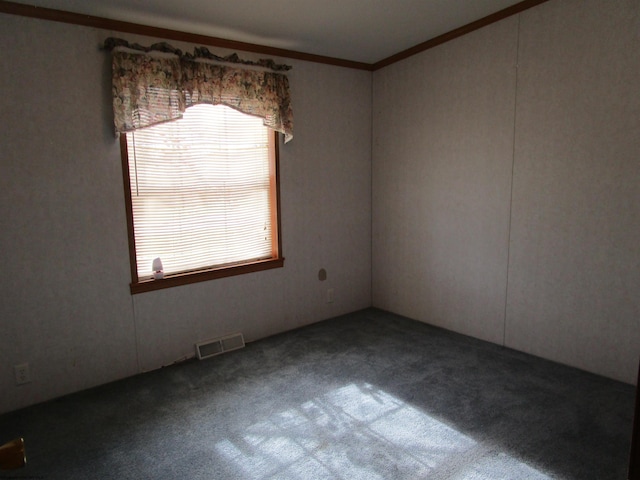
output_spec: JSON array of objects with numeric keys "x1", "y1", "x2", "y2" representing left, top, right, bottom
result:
[{"x1": 215, "y1": 383, "x2": 552, "y2": 479}]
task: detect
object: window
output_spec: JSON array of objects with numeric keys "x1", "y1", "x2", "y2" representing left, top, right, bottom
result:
[{"x1": 121, "y1": 104, "x2": 283, "y2": 294}]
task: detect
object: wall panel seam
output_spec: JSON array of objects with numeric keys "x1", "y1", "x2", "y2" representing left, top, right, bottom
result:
[{"x1": 502, "y1": 13, "x2": 522, "y2": 347}]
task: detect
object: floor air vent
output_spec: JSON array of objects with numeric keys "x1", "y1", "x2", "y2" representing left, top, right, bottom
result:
[{"x1": 195, "y1": 333, "x2": 245, "y2": 360}]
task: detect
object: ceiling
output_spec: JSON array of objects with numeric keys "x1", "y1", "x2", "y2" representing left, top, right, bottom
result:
[{"x1": 10, "y1": 0, "x2": 526, "y2": 64}]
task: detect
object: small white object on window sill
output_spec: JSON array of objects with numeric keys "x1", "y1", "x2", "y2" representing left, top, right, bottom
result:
[{"x1": 152, "y1": 257, "x2": 164, "y2": 280}]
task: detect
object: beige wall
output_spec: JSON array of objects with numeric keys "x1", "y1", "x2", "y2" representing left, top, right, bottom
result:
[
  {"x1": 505, "y1": 0, "x2": 640, "y2": 382},
  {"x1": 372, "y1": 16, "x2": 518, "y2": 346},
  {"x1": 373, "y1": 0, "x2": 640, "y2": 383},
  {"x1": 0, "y1": 15, "x2": 372, "y2": 413}
]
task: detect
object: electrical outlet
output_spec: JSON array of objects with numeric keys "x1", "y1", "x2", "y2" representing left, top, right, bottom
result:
[
  {"x1": 326, "y1": 288, "x2": 334, "y2": 303},
  {"x1": 14, "y1": 363, "x2": 31, "y2": 385}
]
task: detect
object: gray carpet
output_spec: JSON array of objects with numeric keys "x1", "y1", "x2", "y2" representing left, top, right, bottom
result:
[{"x1": 0, "y1": 308, "x2": 635, "y2": 479}]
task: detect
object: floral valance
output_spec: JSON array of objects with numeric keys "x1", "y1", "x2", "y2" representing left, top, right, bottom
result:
[{"x1": 106, "y1": 39, "x2": 293, "y2": 143}]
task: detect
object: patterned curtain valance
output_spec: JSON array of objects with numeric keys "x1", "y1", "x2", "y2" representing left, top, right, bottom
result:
[{"x1": 106, "y1": 39, "x2": 293, "y2": 143}]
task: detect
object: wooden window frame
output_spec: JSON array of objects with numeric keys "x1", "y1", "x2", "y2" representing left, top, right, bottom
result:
[{"x1": 120, "y1": 128, "x2": 283, "y2": 295}]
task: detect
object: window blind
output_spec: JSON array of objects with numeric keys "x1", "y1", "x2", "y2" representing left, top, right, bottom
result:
[{"x1": 126, "y1": 104, "x2": 274, "y2": 279}]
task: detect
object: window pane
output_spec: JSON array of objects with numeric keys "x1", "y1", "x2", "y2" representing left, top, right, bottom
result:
[{"x1": 126, "y1": 104, "x2": 275, "y2": 279}]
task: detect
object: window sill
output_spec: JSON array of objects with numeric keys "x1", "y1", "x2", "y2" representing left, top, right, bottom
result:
[{"x1": 130, "y1": 257, "x2": 284, "y2": 294}]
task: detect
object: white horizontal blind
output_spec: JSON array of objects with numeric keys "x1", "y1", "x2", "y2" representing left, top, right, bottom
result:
[{"x1": 126, "y1": 104, "x2": 273, "y2": 279}]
